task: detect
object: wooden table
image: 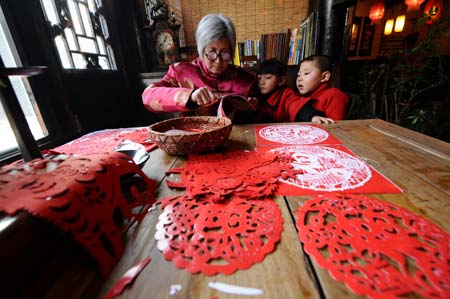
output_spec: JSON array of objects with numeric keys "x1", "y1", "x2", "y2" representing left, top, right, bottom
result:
[{"x1": 4, "y1": 119, "x2": 449, "y2": 298}]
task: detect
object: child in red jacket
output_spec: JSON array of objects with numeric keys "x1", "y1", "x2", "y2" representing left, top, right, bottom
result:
[
  {"x1": 256, "y1": 58, "x2": 334, "y2": 124},
  {"x1": 296, "y1": 55, "x2": 348, "y2": 120}
]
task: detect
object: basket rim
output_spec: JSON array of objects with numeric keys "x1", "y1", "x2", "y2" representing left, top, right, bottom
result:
[{"x1": 148, "y1": 116, "x2": 232, "y2": 136}]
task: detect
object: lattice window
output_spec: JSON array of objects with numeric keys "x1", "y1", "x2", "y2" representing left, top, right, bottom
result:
[{"x1": 40, "y1": 0, "x2": 116, "y2": 70}]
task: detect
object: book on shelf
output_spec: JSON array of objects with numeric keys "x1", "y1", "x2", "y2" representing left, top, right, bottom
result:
[{"x1": 287, "y1": 11, "x2": 320, "y2": 65}]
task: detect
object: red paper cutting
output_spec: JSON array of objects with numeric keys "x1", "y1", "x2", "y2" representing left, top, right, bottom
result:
[
  {"x1": 105, "y1": 257, "x2": 151, "y2": 299},
  {"x1": 166, "y1": 151, "x2": 291, "y2": 202},
  {"x1": 262, "y1": 145, "x2": 402, "y2": 195},
  {"x1": 296, "y1": 193, "x2": 450, "y2": 299},
  {"x1": 155, "y1": 195, "x2": 283, "y2": 275},
  {"x1": 255, "y1": 124, "x2": 342, "y2": 147},
  {"x1": 0, "y1": 152, "x2": 157, "y2": 275},
  {"x1": 50, "y1": 127, "x2": 157, "y2": 154}
]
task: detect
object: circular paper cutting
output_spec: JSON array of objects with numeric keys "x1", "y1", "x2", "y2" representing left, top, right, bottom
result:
[
  {"x1": 296, "y1": 193, "x2": 450, "y2": 299},
  {"x1": 155, "y1": 196, "x2": 283, "y2": 275},
  {"x1": 259, "y1": 125, "x2": 329, "y2": 144},
  {"x1": 270, "y1": 145, "x2": 371, "y2": 191}
]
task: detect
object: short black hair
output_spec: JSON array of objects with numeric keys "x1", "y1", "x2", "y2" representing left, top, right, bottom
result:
[
  {"x1": 257, "y1": 58, "x2": 287, "y2": 77},
  {"x1": 300, "y1": 55, "x2": 332, "y2": 72}
]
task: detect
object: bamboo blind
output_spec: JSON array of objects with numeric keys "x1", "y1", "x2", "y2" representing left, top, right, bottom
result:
[{"x1": 178, "y1": 0, "x2": 309, "y2": 47}]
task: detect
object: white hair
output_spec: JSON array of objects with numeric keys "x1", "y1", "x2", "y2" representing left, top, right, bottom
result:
[{"x1": 196, "y1": 14, "x2": 236, "y2": 60}]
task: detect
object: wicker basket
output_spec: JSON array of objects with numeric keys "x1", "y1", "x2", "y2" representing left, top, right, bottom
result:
[{"x1": 147, "y1": 116, "x2": 232, "y2": 155}]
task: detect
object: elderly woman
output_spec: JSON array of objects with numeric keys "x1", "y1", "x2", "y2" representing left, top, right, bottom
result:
[{"x1": 142, "y1": 14, "x2": 256, "y2": 114}]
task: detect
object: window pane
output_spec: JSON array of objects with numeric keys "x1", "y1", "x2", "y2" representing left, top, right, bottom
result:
[
  {"x1": 87, "y1": 0, "x2": 97, "y2": 13},
  {"x1": 40, "y1": 0, "x2": 116, "y2": 71},
  {"x1": 99, "y1": 15, "x2": 109, "y2": 38},
  {"x1": 98, "y1": 56, "x2": 110, "y2": 69},
  {"x1": 0, "y1": 5, "x2": 48, "y2": 154},
  {"x1": 72, "y1": 52, "x2": 87, "y2": 68},
  {"x1": 41, "y1": 0, "x2": 60, "y2": 26},
  {"x1": 96, "y1": 35, "x2": 106, "y2": 55},
  {"x1": 79, "y1": 3, "x2": 94, "y2": 37},
  {"x1": 78, "y1": 36, "x2": 97, "y2": 53},
  {"x1": 55, "y1": 35, "x2": 73, "y2": 68},
  {"x1": 64, "y1": 28, "x2": 78, "y2": 51},
  {"x1": 68, "y1": 0, "x2": 83, "y2": 34}
]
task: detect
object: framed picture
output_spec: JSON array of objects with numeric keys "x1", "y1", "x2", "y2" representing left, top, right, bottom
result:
[
  {"x1": 359, "y1": 17, "x2": 375, "y2": 56},
  {"x1": 348, "y1": 16, "x2": 361, "y2": 57}
]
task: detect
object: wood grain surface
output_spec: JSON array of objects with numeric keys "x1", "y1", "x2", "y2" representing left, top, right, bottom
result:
[{"x1": 5, "y1": 119, "x2": 448, "y2": 299}]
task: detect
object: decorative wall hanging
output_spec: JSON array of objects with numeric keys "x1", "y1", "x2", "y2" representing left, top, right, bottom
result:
[
  {"x1": 166, "y1": 150, "x2": 292, "y2": 202},
  {"x1": 50, "y1": 127, "x2": 157, "y2": 155},
  {"x1": 424, "y1": 0, "x2": 443, "y2": 24},
  {"x1": 296, "y1": 193, "x2": 450, "y2": 299},
  {"x1": 265, "y1": 145, "x2": 402, "y2": 195},
  {"x1": 155, "y1": 195, "x2": 283, "y2": 275},
  {"x1": 0, "y1": 152, "x2": 157, "y2": 275},
  {"x1": 255, "y1": 125, "x2": 342, "y2": 147}
]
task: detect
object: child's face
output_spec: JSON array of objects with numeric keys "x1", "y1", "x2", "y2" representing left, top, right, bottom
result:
[
  {"x1": 296, "y1": 61, "x2": 327, "y2": 95},
  {"x1": 257, "y1": 74, "x2": 283, "y2": 94}
]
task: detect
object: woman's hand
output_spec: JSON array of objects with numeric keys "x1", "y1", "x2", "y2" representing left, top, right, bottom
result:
[
  {"x1": 190, "y1": 87, "x2": 215, "y2": 106},
  {"x1": 311, "y1": 116, "x2": 335, "y2": 124}
]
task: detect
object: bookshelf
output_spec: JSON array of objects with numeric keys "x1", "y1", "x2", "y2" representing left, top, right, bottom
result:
[{"x1": 234, "y1": 11, "x2": 320, "y2": 68}]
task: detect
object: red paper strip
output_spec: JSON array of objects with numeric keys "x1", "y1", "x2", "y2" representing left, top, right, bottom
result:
[
  {"x1": 0, "y1": 153, "x2": 157, "y2": 275},
  {"x1": 255, "y1": 124, "x2": 342, "y2": 147},
  {"x1": 166, "y1": 151, "x2": 289, "y2": 202},
  {"x1": 105, "y1": 257, "x2": 151, "y2": 299},
  {"x1": 296, "y1": 193, "x2": 450, "y2": 299},
  {"x1": 260, "y1": 145, "x2": 402, "y2": 195},
  {"x1": 50, "y1": 127, "x2": 157, "y2": 154},
  {"x1": 155, "y1": 195, "x2": 283, "y2": 275}
]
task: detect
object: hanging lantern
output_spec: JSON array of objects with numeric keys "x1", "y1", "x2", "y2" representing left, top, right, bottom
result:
[
  {"x1": 424, "y1": 0, "x2": 443, "y2": 24},
  {"x1": 369, "y1": 2, "x2": 385, "y2": 24},
  {"x1": 405, "y1": 0, "x2": 426, "y2": 11}
]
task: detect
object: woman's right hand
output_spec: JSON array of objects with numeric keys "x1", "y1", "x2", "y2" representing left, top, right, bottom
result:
[{"x1": 190, "y1": 87, "x2": 215, "y2": 106}]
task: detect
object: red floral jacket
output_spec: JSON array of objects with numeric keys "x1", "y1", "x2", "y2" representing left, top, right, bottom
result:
[{"x1": 142, "y1": 58, "x2": 256, "y2": 113}]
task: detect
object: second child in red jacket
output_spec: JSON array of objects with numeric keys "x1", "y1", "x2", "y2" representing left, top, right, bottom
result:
[
  {"x1": 256, "y1": 58, "x2": 334, "y2": 124},
  {"x1": 296, "y1": 55, "x2": 348, "y2": 120}
]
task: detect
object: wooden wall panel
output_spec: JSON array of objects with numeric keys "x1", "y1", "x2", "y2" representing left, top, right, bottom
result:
[{"x1": 177, "y1": 0, "x2": 309, "y2": 46}]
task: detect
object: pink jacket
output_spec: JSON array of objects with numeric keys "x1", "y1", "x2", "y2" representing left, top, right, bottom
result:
[{"x1": 142, "y1": 58, "x2": 256, "y2": 113}]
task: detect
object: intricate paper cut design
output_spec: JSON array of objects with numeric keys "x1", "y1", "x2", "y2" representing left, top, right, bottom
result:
[
  {"x1": 155, "y1": 195, "x2": 283, "y2": 275},
  {"x1": 50, "y1": 127, "x2": 157, "y2": 154},
  {"x1": 296, "y1": 193, "x2": 450, "y2": 299},
  {"x1": 0, "y1": 153, "x2": 157, "y2": 275},
  {"x1": 266, "y1": 145, "x2": 401, "y2": 195},
  {"x1": 256, "y1": 124, "x2": 342, "y2": 146},
  {"x1": 166, "y1": 151, "x2": 291, "y2": 202}
]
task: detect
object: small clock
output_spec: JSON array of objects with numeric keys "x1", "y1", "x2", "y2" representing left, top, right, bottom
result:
[
  {"x1": 154, "y1": 30, "x2": 177, "y2": 65},
  {"x1": 143, "y1": 0, "x2": 181, "y2": 70}
]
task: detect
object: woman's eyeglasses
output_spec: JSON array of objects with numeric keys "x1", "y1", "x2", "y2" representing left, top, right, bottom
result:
[{"x1": 204, "y1": 51, "x2": 232, "y2": 62}]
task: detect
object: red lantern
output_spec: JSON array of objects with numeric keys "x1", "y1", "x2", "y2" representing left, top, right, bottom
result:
[
  {"x1": 405, "y1": 0, "x2": 426, "y2": 11},
  {"x1": 424, "y1": 0, "x2": 443, "y2": 24},
  {"x1": 369, "y1": 2, "x2": 385, "y2": 24}
]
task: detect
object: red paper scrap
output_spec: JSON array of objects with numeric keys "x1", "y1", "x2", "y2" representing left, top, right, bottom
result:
[
  {"x1": 262, "y1": 145, "x2": 402, "y2": 195},
  {"x1": 155, "y1": 195, "x2": 283, "y2": 275},
  {"x1": 0, "y1": 153, "x2": 157, "y2": 275},
  {"x1": 166, "y1": 150, "x2": 290, "y2": 202},
  {"x1": 255, "y1": 124, "x2": 342, "y2": 147},
  {"x1": 105, "y1": 257, "x2": 151, "y2": 299},
  {"x1": 296, "y1": 193, "x2": 450, "y2": 299},
  {"x1": 50, "y1": 127, "x2": 157, "y2": 154}
]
